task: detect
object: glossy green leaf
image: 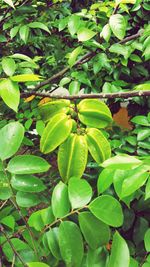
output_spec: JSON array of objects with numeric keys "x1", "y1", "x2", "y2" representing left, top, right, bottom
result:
[
  {"x1": 68, "y1": 15, "x2": 81, "y2": 36},
  {"x1": 29, "y1": 22, "x2": 50, "y2": 33},
  {"x1": 144, "y1": 229, "x2": 150, "y2": 252},
  {"x1": 0, "y1": 79, "x2": 20, "y2": 112},
  {"x1": 109, "y1": 14, "x2": 127, "y2": 40},
  {"x1": 0, "y1": 172, "x2": 12, "y2": 200},
  {"x1": 69, "y1": 80, "x2": 80, "y2": 95},
  {"x1": 68, "y1": 46, "x2": 82, "y2": 67},
  {"x1": 77, "y1": 28, "x2": 96, "y2": 42},
  {"x1": 100, "y1": 23, "x2": 111, "y2": 42},
  {"x1": 0, "y1": 121, "x2": 24, "y2": 160},
  {"x1": 11, "y1": 174, "x2": 46, "y2": 192},
  {"x1": 145, "y1": 178, "x2": 150, "y2": 200},
  {"x1": 51, "y1": 181, "x2": 70, "y2": 218},
  {"x1": 45, "y1": 227, "x2": 61, "y2": 259},
  {"x1": 19, "y1": 25, "x2": 30, "y2": 43},
  {"x1": 97, "y1": 168, "x2": 115, "y2": 194},
  {"x1": 11, "y1": 74, "x2": 42, "y2": 82},
  {"x1": 2, "y1": 57, "x2": 16, "y2": 76},
  {"x1": 89, "y1": 195, "x2": 124, "y2": 227},
  {"x1": 27, "y1": 263, "x2": 50, "y2": 267},
  {"x1": 131, "y1": 115, "x2": 150, "y2": 126},
  {"x1": 16, "y1": 191, "x2": 41, "y2": 207},
  {"x1": 28, "y1": 207, "x2": 54, "y2": 231},
  {"x1": 1, "y1": 215, "x2": 15, "y2": 230},
  {"x1": 59, "y1": 221, "x2": 84, "y2": 267},
  {"x1": 108, "y1": 232, "x2": 130, "y2": 267},
  {"x1": 79, "y1": 211, "x2": 110, "y2": 249},
  {"x1": 7, "y1": 155, "x2": 50, "y2": 174},
  {"x1": 68, "y1": 177, "x2": 92, "y2": 209},
  {"x1": 86, "y1": 247, "x2": 108, "y2": 267},
  {"x1": 101, "y1": 154, "x2": 142, "y2": 170}
]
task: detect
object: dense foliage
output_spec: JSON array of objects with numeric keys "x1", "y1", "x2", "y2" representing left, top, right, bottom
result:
[{"x1": 0, "y1": 0, "x2": 150, "y2": 266}]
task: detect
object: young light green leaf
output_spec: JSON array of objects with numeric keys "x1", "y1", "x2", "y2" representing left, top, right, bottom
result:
[
  {"x1": 69, "y1": 81, "x2": 80, "y2": 95},
  {"x1": 79, "y1": 211, "x2": 110, "y2": 249},
  {"x1": 29, "y1": 22, "x2": 50, "y2": 33},
  {"x1": 89, "y1": 195, "x2": 124, "y2": 227},
  {"x1": 2, "y1": 57, "x2": 16, "y2": 76},
  {"x1": 3, "y1": 0, "x2": 15, "y2": 8},
  {"x1": 19, "y1": 25, "x2": 30, "y2": 43},
  {"x1": 27, "y1": 262, "x2": 50, "y2": 267},
  {"x1": 100, "y1": 24, "x2": 111, "y2": 42},
  {"x1": 0, "y1": 79, "x2": 20, "y2": 112},
  {"x1": 68, "y1": 15, "x2": 81, "y2": 36},
  {"x1": 108, "y1": 232, "x2": 130, "y2": 267},
  {"x1": 144, "y1": 229, "x2": 150, "y2": 252},
  {"x1": 10, "y1": 74, "x2": 42, "y2": 82},
  {"x1": 51, "y1": 181, "x2": 71, "y2": 218},
  {"x1": 109, "y1": 14, "x2": 127, "y2": 40},
  {"x1": 101, "y1": 154, "x2": 142, "y2": 170},
  {"x1": 0, "y1": 172, "x2": 12, "y2": 200},
  {"x1": 59, "y1": 221, "x2": 84, "y2": 266},
  {"x1": 68, "y1": 46, "x2": 82, "y2": 67},
  {"x1": 77, "y1": 28, "x2": 96, "y2": 42},
  {"x1": 145, "y1": 178, "x2": 150, "y2": 200},
  {"x1": 68, "y1": 177, "x2": 92, "y2": 209},
  {"x1": 7, "y1": 155, "x2": 50, "y2": 174},
  {"x1": 0, "y1": 121, "x2": 24, "y2": 161}
]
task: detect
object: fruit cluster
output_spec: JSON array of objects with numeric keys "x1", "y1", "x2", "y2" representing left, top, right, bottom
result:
[{"x1": 39, "y1": 99, "x2": 112, "y2": 182}]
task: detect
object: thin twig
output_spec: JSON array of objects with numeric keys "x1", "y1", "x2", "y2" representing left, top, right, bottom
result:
[
  {"x1": 21, "y1": 90, "x2": 150, "y2": 100},
  {"x1": 0, "y1": 225, "x2": 27, "y2": 267}
]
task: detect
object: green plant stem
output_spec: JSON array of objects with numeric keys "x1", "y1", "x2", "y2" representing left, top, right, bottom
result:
[
  {"x1": 43, "y1": 206, "x2": 88, "y2": 232},
  {"x1": 0, "y1": 224, "x2": 27, "y2": 267},
  {"x1": 21, "y1": 90, "x2": 150, "y2": 100}
]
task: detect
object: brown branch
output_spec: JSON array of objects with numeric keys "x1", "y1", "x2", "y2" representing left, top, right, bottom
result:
[
  {"x1": 33, "y1": 30, "x2": 142, "y2": 91},
  {"x1": 0, "y1": 225, "x2": 27, "y2": 267},
  {"x1": 21, "y1": 90, "x2": 150, "y2": 100}
]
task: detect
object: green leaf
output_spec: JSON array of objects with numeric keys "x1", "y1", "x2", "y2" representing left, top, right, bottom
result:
[
  {"x1": 69, "y1": 81, "x2": 80, "y2": 95},
  {"x1": 7, "y1": 155, "x2": 50, "y2": 174},
  {"x1": 68, "y1": 15, "x2": 81, "y2": 36},
  {"x1": 0, "y1": 79, "x2": 20, "y2": 112},
  {"x1": 27, "y1": 262, "x2": 50, "y2": 267},
  {"x1": 86, "y1": 247, "x2": 108, "y2": 267},
  {"x1": 1, "y1": 215, "x2": 15, "y2": 230},
  {"x1": 89, "y1": 195, "x2": 124, "y2": 227},
  {"x1": 10, "y1": 25, "x2": 20, "y2": 39},
  {"x1": 3, "y1": 0, "x2": 15, "y2": 8},
  {"x1": 77, "y1": 28, "x2": 96, "y2": 42},
  {"x1": 145, "y1": 178, "x2": 150, "y2": 200},
  {"x1": 109, "y1": 43, "x2": 130, "y2": 59},
  {"x1": 51, "y1": 181, "x2": 71, "y2": 218},
  {"x1": 131, "y1": 115, "x2": 150, "y2": 126},
  {"x1": 108, "y1": 232, "x2": 130, "y2": 267},
  {"x1": 10, "y1": 53, "x2": 33, "y2": 62},
  {"x1": 101, "y1": 154, "x2": 142, "y2": 170},
  {"x1": 0, "y1": 121, "x2": 24, "y2": 161},
  {"x1": 121, "y1": 165, "x2": 149, "y2": 198},
  {"x1": 144, "y1": 229, "x2": 150, "y2": 252},
  {"x1": 16, "y1": 191, "x2": 41, "y2": 207},
  {"x1": 45, "y1": 228, "x2": 61, "y2": 259},
  {"x1": 28, "y1": 207, "x2": 54, "y2": 231},
  {"x1": 2, "y1": 57, "x2": 16, "y2": 76},
  {"x1": 100, "y1": 24, "x2": 111, "y2": 42},
  {"x1": 68, "y1": 177, "x2": 92, "y2": 209},
  {"x1": 10, "y1": 74, "x2": 42, "y2": 82},
  {"x1": 68, "y1": 46, "x2": 82, "y2": 67},
  {"x1": 28, "y1": 22, "x2": 50, "y2": 33},
  {"x1": 0, "y1": 172, "x2": 12, "y2": 200},
  {"x1": 109, "y1": 14, "x2": 127, "y2": 40},
  {"x1": 79, "y1": 211, "x2": 110, "y2": 249},
  {"x1": 59, "y1": 221, "x2": 84, "y2": 267},
  {"x1": 11, "y1": 174, "x2": 46, "y2": 192},
  {"x1": 19, "y1": 25, "x2": 30, "y2": 43},
  {"x1": 97, "y1": 168, "x2": 115, "y2": 194}
]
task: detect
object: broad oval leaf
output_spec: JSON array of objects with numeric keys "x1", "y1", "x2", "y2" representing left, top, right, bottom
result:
[
  {"x1": 16, "y1": 191, "x2": 41, "y2": 207},
  {"x1": 77, "y1": 28, "x2": 96, "y2": 42},
  {"x1": 19, "y1": 25, "x2": 30, "y2": 43},
  {"x1": 59, "y1": 221, "x2": 84, "y2": 267},
  {"x1": 108, "y1": 232, "x2": 130, "y2": 267},
  {"x1": 7, "y1": 155, "x2": 50, "y2": 174},
  {"x1": 144, "y1": 229, "x2": 150, "y2": 252},
  {"x1": 11, "y1": 174, "x2": 46, "y2": 192},
  {"x1": 28, "y1": 22, "x2": 50, "y2": 33},
  {"x1": 109, "y1": 14, "x2": 127, "y2": 40},
  {"x1": 0, "y1": 79, "x2": 20, "y2": 112},
  {"x1": 51, "y1": 181, "x2": 71, "y2": 218},
  {"x1": 101, "y1": 154, "x2": 142, "y2": 170},
  {"x1": 79, "y1": 211, "x2": 110, "y2": 249},
  {"x1": 28, "y1": 207, "x2": 54, "y2": 231},
  {"x1": 45, "y1": 227, "x2": 61, "y2": 259},
  {"x1": 97, "y1": 168, "x2": 115, "y2": 194},
  {"x1": 68, "y1": 177, "x2": 92, "y2": 209},
  {"x1": 0, "y1": 121, "x2": 24, "y2": 161},
  {"x1": 2, "y1": 57, "x2": 16, "y2": 76},
  {"x1": 89, "y1": 195, "x2": 124, "y2": 227}
]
